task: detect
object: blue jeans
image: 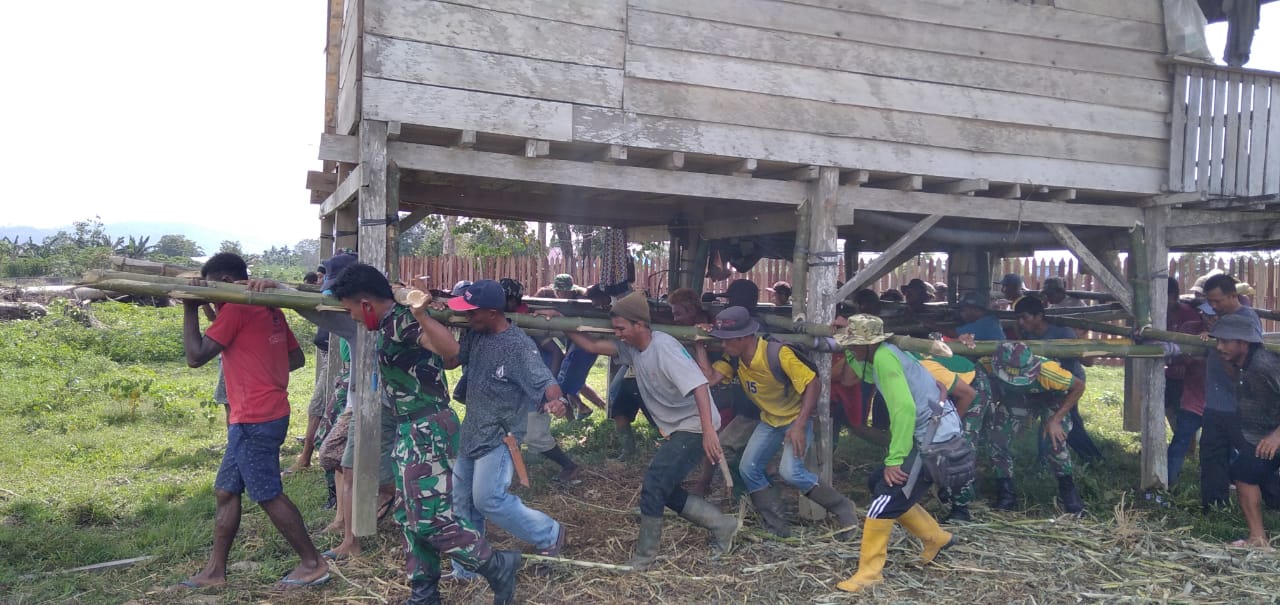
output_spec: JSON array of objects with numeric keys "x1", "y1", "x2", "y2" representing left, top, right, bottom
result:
[
  {"x1": 453, "y1": 444, "x2": 560, "y2": 550},
  {"x1": 1167, "y1": 409, "x2": 1203, "y2": 486},
  {"x1": 740, "y1": 420, "x2": 817, "y2": 494}
]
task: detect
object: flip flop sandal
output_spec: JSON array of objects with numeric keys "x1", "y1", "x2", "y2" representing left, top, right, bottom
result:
[
  {"x1": 321, "y1": 550, "x2": 350, "y2": 561},
  {"x1": 168, "y1": 579, "x2": 223, "y2": 593},
  {"x1": 274, "y1": 572, "x2": 331, "y2": 591}
]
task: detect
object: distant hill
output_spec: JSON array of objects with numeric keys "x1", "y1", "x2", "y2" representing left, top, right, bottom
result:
[{"x1": 0, "y1": 222, "x2": 291, "y2": 254}]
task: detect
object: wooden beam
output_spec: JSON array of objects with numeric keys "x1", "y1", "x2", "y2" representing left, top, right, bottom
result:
[
  {"x1": 1045, "y1": 188, "x2": 1077, "y2": 201},
  {"x1": 388, "y1": 142, "x2": 807, "y2": 206},
  {"x1": 455, "y1": 130, "x2": 477, "y2": 149},
  {"x1": 1044, "y1": 223, "x2": 1134, "y2": 312},
  {"x1": 399, "y1": 183, "x2": 668, "y2": 225},
  {"x1": 834, "y1": 214, "x2": 943, "y2": 301},
  {"x1": 600, "y1": 144, "x2": 627, "y2": 163},
  {"x1": 1138, "y1": 191, "x2": 1210, "y2": 208},
  {"x1": 524, "y1": 139, "x2": 550, "y2": 158},
  {"x1": 318, "y1": 169, "x2": 363, "y2": 217},
  {"x1": 872, "y1": 175, "x2": 923, "y2": 191},
  {"x1": 1168, "y1": 208, "x2": 1280, "y2": 227},
  {"x1": 658, "y1": 151, "x2": 685, "y2": 170},
  {"x1": 834, "y1": 186, "x2": 1143, "y2": 227},
  {"x1": 991, "y1": 183, "x2": 1023, "y2": 198},
  {"x1": 929, "y1": 178, "x2": 989, "y2": 195},
  {"x1": 801, "y1": 167, "x2": 840, "y2": 520},
  {"x1": 1141, "y1": 207, "x2": 1172, "y2": 491},
  {"x1": 351, "y1": 120, "x2": 392, "y2": 538},
  {"x1": 306, "y1": 170, "x2": 337, "y2": 193},
  {"x1": 842, "y1": 169, "x2": 870, "y2": 186},
  {"x1": 387, "y1": 121, "x2": 402, "y2": 141},
  {"x1": 789, "y1": 165, "x2": 820, "y2": 181},
  {"x1": 702, "y1": 211, "x2": 799, "y2": 239},
  {"x1": 730, "y1": 158, "x2": 757, "y2": 177},
  {"x1": 318, "y1": 132, "x2": 358, "y2": 163},
  {"x1": 399, "y1": 208, "x2": 431, "y2": 230},
  {"x1": 1165, "y1": 219, "x2": 1280, "y2": 249}
]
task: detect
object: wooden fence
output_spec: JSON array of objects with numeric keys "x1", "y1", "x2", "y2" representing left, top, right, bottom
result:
[{"x1": 401, "y1": 253, "x2": 1280, "y2": 331}]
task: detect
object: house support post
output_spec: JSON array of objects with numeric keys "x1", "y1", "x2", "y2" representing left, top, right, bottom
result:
[
  {"x1": 1128, "y1": 208, "x2": 1170, "y2": 490},
  {"x1": 799, "y1": 167, "x2": 841, "y2": 520},
  {"x1": 351, "y1": 120, "x2": 395, "y2": 535}
]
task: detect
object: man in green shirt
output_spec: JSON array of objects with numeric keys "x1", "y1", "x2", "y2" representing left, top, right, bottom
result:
[{"x1": 834, "y1": 315, "x2": 958, "y2": 594}]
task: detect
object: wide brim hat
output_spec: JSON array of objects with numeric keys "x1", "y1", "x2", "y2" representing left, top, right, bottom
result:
[
  {"x1": 992, "y1": 342, "x2": 1041, "y2": 387},
  {"x1": 708, "y1": 306, "x2": 760, "y2": 339},
  {"x1": 834, "y1": 314, "x2": 893, "y2": 346}
]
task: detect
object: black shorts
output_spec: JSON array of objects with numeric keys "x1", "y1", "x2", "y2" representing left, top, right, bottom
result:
[{"x1": 1230, "y1": 447, "x2": 1280, "y2": 486}]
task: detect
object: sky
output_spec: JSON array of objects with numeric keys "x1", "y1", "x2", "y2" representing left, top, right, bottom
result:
[{"x1": 0, "y1": 2, "x2": 1277, "y2": 254}]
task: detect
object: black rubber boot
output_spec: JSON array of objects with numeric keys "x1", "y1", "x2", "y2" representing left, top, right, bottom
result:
[
  {"x1": 476, "y1": 550, "x2": 521, "y2": 605},
  {"x1": 625, "y1": 515, "x2": 664, "y2": 571},
  {"x1": 804, "y1": 483, "x2": 859, "y2": 540},
  {"x1": 992, "y1": 478, "x2": 1017, "y2": 511},
  {"x1": 1058, "y1": 475, "x2": 1085, "y2": 516},
  {"x1": 945, "y1": 505, "x2": 972, "y2": 523},
  {"x1": 748, "y1": 488, "x2": 792, "y2": 538},
  {"x1": 406, "y1": 566, "x2": 443, "y2": 605}
]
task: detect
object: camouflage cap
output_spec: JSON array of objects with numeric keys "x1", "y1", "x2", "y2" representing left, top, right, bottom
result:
[
  {"x1": 991, "y1": 342, "x2": 1041, "y2": 387},
  {"x1": 553, "y1": 273, "x2": 575, "y2": 291},
  {"x1": 833, "y1": 314, "x2": 893, "y2": 346}
]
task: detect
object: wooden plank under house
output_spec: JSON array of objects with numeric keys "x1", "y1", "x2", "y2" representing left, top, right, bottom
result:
[{"x1": 303, "y1": 0, "x2": 1280, "y2": 527}]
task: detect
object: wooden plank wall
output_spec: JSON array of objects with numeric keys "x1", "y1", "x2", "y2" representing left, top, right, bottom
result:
[
  {"x1": 360, "y1": 0, "x2": 1171, "y2": 194},
  {"x1": 336, "y1": 0, "x2": 362, "y2": 134}
]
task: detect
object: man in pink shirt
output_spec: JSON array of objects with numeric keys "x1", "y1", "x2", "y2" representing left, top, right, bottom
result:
[{"x1": 174, "y1": 253, "x2": 328, "y2": 592}]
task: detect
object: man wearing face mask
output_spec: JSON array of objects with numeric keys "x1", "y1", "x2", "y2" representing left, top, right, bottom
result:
[{"x1": 326, "y1": 267, "x2": 524, "y2": 605}]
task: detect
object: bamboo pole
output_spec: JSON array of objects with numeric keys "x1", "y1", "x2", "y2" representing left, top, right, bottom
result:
[{"x1": 950, "y1": 339, "x2": 1171, "y2": 359}]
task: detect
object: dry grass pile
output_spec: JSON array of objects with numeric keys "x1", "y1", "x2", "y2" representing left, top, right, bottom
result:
[{"x1": 132, "y1": 461, "x2": 1280, "y2": 605}]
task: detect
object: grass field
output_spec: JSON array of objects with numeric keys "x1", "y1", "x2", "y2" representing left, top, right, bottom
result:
[{"x1": 3, "y1": 302, "x2": 1279, "y2": 603}]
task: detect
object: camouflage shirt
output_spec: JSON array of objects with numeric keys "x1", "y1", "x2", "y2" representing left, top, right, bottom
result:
[{"x1": 377, "y1": 304, "x2": 449, "y2": 417}]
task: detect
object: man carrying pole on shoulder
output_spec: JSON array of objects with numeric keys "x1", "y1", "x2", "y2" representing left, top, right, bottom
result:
[
  {"x1": 693, "y1": 306, "x2": 858, "y2": 539},
  {"x1": 834, "y1": 315, "x2": 958, "y2": 594},
  {"x1": 327, "y1": 267, "x2": 523, "y2": 605},
  {"x1": 543, "y1": 292, "x2": 737, "y2": 569}
]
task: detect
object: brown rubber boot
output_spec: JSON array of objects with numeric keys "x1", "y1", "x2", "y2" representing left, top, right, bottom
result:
[
  {"x1": 804, "y1": 483, "x2": 859, "y2": 540},
  {"x1": 748, "y1": 487, "x2": 792, "y2": 538},
  {"x1": 678, "y1": 495, "x2": 737, "y2": 558}
]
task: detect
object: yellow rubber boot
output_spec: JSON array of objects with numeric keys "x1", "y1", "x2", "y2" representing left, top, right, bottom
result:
[
  {"x1": 897, "y1": 504, "x2": 953, "y2": 563},
  {"x1": 835, "y1": 518, "x2": 894, "y2": 593}
]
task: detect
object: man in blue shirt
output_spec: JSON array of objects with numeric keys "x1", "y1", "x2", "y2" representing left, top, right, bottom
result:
[
  {"x1": 1014, "y1": 296, "x2": 1103, "y2": 463},
  {"x1": 952, "y1": 292, "x2": 1005, "y2": 341}
]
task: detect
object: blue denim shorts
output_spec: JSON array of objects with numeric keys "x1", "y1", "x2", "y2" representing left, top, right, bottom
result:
[{"x1": 215, "y1": 416, "x2": 289, "y2": 502}]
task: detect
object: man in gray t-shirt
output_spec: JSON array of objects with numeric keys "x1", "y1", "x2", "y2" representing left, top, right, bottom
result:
[
  {"x1": 616, "y1": 330, "x2": 721, "y2": 436},
  {"x1": 553, "y1": 291, "x2": 736, "y2": 570},
  {"x1": 442, "y1": 281, "x2": 568, "y2": 568}
]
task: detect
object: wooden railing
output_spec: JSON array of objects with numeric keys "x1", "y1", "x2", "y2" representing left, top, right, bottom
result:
[{"x1": 1169, "y1": 60, "x2": 1280, "y2": 198}]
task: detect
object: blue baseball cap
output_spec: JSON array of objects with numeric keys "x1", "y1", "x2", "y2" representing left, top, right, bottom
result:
[
  {"x1": 321, "y1": 252, "x2": 359, "y2": 290},
  {"x1": 448, "y1": 279, "x2": 506, "y2": 311}
]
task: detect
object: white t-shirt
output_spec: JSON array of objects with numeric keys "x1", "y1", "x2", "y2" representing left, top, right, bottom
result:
[{"x1": 615, "y1": 331, "x2": 720, "y2": 435}]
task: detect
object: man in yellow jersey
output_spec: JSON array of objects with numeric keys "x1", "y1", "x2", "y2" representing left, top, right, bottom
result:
[{"x1": 694, "y1": 307, "x2": 858, "y2": 539}]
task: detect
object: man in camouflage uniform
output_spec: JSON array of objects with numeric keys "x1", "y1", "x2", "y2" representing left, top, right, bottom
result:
[
  {"x1": 982, "y1": 342, "x2": 1086, "y2": 515},
  {"x1": 910, "y1": 351, "x2": 991, "y2": 522},
  {"x1": 330, "y1": 264, "x2": 521, "y2": 605}
]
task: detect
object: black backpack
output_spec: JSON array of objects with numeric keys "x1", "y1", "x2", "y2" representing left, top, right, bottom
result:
[{"x1": 728, "y1": 335, "x2": 818, "y2": 399}]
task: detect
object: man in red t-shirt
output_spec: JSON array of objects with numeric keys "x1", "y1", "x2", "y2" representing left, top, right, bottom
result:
[{"x1": 174, "y1": 253, "x2": 328, "y2": 592}]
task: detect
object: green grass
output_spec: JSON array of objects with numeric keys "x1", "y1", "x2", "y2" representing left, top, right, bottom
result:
[{"x1": 0, "y1": 305, "x2": 1275, "y2": 603}]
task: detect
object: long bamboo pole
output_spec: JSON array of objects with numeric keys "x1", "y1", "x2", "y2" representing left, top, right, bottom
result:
[{"x1": 950, "y1": 339, "x2": 1171, "y2": 359}]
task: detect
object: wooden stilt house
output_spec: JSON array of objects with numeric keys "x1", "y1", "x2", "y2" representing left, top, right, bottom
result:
[{"x1": 304, "y1": 0, "x2": 1280, "y2": 529}]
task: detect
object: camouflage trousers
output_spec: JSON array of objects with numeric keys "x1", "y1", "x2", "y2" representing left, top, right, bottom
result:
[
  {"x1": 948, "y1": 369, "x2": 994, "y2": 508},
  {"x1": 985, "y1": 393, "x2": 1074, "y2": 480},
  {"x1": 393, "y1": 407, "x2": 493, "y2": 581}
]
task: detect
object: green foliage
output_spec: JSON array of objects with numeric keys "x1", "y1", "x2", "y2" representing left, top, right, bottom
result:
[
  {"x1": 0, "y1": 217, "x2": 117, "y2": 278},
  {"x1": 218, "y1": 240, "x2": 244, "y2": 255},
  {"x1": 399, "y1": 216, "x2": 445, "y2": 257},
  {"x1": 155, "y1": 234, "x2": 204, "y2": 258},
  {"x1": 455, "y1": 218, "x2": 538, "y2": 257},
  {"x1": 114, "y1": 235, "x2": 155, "y2": 259}
]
